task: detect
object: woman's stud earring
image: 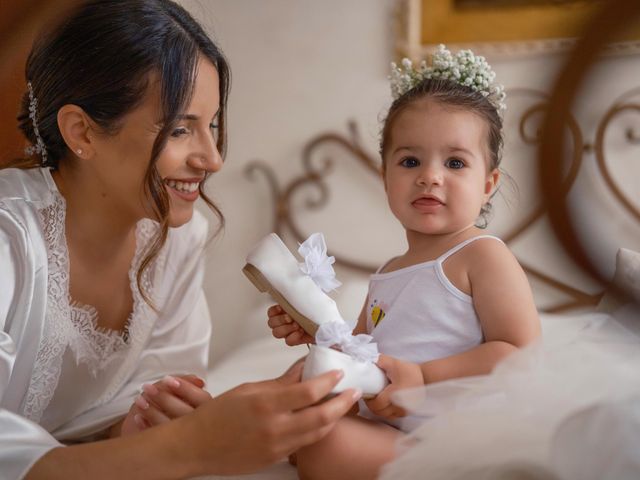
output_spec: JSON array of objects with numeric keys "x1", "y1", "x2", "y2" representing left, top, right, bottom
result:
[{"x1": 76, "y1": 149, "x2": 83, "y2": 155}]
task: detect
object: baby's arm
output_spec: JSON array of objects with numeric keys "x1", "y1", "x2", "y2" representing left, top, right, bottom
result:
[
  {"x1": 116, "y1": 374, "x2": 211, "y2": 437},
  {"x1": 420, "y1": 239, "x2": 540, "y2": 383}
]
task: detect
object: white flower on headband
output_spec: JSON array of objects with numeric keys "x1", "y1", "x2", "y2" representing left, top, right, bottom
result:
[{"x1": 390, "y1": 44, "x2": 506, "y2": 114}]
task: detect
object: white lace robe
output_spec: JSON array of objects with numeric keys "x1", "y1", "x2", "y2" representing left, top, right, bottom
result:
[{"x1": 0, "y1": 167, "x2": 212, "y2": 479}]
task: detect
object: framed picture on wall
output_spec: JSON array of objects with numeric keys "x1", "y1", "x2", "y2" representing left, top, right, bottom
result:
[{"x1": 395, "y1": 0, "x2": 640, "y2": 59}]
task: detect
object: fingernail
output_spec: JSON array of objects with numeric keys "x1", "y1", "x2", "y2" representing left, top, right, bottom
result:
[
  {"x1": 335, "y1": 369, "x2": 344, "y2": 380},
  {"x1": 142, "y1": 383, "x2": 159, "y2": 396},
  {"x1": 352, "y1": 389, "x2": 362, "y2": 401},
  {"x1": 133, "y1": 414, "x2": 146, "y2": 429},
  {"x1": 135, "y1": 395, "x2": 150, "y2": 410},
  {"x1": 163, "y1": 375, "x2": 180, "y2": 388}
]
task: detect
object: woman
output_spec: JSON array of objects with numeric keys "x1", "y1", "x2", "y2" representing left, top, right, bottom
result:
[{"x1": 0, "y1": 1, "x2": 359, "y2": 478}]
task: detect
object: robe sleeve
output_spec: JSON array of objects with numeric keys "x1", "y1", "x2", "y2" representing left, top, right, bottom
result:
[
  {"x1": 52, "y1": 211, "x2": 213, "y2": 440},
  {"x1": 0, "y1": 206, "x2": 62, "y2": 480}
]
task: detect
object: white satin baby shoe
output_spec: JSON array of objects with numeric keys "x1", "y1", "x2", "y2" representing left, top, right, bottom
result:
[
  {"x1": 244, "y1": 232, "x2": 388, "y2": 397},
  {"x1": 303, "y1": 345, "x2": 388, "y2": 398},
  {"x1": 243, "y1": 232, "x2": 345, "y2": 336}
]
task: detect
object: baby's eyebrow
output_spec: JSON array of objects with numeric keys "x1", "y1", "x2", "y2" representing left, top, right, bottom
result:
[
  {"x1": 448, "y1": 146, "x2": 479, "y2": 158},
  {"x1": 392, "y1": 145, "x2": 421, "y2": 154}
]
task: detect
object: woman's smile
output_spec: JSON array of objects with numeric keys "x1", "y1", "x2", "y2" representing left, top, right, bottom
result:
[{"x1": 165, "y1": 177, "x2": 202, "y2": 202}]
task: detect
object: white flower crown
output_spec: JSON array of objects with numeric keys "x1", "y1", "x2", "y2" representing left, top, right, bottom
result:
[{"x1": 390, "y1": 44, "x2": 506, "y2": 114}]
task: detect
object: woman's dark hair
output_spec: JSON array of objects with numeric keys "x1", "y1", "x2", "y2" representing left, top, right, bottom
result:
[
  {"x1": 14, "y1": 0, "x2": 230, "y2": 306},
  {"x1": 379, "y1": 79, "x2": 504, "y2": 228}
]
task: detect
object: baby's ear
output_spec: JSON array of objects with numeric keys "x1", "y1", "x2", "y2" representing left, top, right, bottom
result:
[
  {"x1": 380, "y1": 165, "x2": 388, "y2": 192},
  {"x1": 484, "y1": 168, "x2": 500, "y2": 197}
]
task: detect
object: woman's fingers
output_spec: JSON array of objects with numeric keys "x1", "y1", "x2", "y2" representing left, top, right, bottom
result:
[
  {"x1": 180, "y1": 372, "x2": 361, "y2": 475},
  {"x1": 272, "y1": 369, "x2": 358, "y2": 412},
  {"x1": 142, "y1": 385, "x2": 194, "y2": 418},
  {"x1": 163, "y1": 376, "x2": 212, "y2": 406},
  {"x1": 260, "y1": 387, "x2": 361, "y2": 458},
  {"x1": 137, "y1": 402, "x2": 172, "y2": 426},
  {"x1": 286, "y1": 389, "x2": 361, "y2": 436},
  {"x1": 179, "y1": 374, "x2": 206, "y2": 389}
]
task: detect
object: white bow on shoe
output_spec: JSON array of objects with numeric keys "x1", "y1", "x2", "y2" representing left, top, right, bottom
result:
[{"x1": 244, "y1": 232, "x2": 388, "y2": 397}]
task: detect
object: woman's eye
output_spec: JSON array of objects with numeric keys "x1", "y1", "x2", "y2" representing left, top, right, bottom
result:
[
  {"x1": 171, "y1": 126, "x2": 189, "y2": 137},
  {"x1": 446, "y1": 158, "x2": 465, "y2": 169},
  {"x1": 400, "y1": 157, "x2": 420, "y2": 168},
  {"x1": 210, "y1": 122, "x2": 219, "y2": 141}
]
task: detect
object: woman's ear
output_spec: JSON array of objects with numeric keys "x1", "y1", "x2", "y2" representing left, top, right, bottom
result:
[
  {"x1": 57, "y1": 104, "x2": 95, "y2": 159},
  {"x1": 484, "y1": 168, "x2": 500, "y2": 200}
]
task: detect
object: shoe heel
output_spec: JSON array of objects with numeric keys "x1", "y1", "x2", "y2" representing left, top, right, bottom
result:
[{"x1": 242, "y1": 263, "x2": 269, "y2": 292}]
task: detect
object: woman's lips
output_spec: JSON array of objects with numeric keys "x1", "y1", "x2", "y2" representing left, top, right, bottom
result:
[{"x1": 165, "y1": 179, "x2": 201, "y2": 202}]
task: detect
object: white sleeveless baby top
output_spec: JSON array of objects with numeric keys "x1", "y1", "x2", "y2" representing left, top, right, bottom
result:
[
  {"x1": 366, "y1": 235, "x2": 504, "y2": 364},
  {"x1": 361, "y1": 235, "x2": 503, "y2": 432}
]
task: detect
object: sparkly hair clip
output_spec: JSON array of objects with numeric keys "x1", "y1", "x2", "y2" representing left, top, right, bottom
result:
[
  {"x1": 24, "y1": 81, "x2": 48, "y2": 165},
  {"x1": 390, "y1": 44, "x2": 507, "y2": 114}
]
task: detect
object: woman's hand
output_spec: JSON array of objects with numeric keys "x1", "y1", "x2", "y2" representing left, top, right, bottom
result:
[
  {"x1": 180, "y1": 360, "x2": 361, "y2": 475},
  {"x1": 364, "y1": 355, "x2": 424, "y2": 419},
  {"x1": 119, "y1": 374, "x2": 211, "y2": 437},
  {"x1": 267, "y1": 304, "x2": 314, "y2": 346}
]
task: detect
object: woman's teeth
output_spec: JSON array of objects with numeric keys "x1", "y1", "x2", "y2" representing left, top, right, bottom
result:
[{"x1": 166, "y1": 179, "x2": 199, "y2": 193}]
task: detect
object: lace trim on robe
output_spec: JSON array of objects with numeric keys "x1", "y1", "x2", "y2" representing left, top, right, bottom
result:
[{"x1": 22, "y1": 190, "x2": 164, "y2": 422}]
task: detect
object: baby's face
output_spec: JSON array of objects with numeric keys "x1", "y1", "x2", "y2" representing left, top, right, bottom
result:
[{"x1": 383, "y1": 98, "x2": 498, "y2": 237}]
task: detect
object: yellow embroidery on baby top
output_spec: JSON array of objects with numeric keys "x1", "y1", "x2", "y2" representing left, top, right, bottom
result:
[{"x1": 370, "y1": 299, "x2": 386, "y2": 327}]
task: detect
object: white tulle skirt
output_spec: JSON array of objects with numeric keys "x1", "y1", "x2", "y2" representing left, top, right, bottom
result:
[{"x1": 380, "y1": 305, "x2": 640, "y2": 480}]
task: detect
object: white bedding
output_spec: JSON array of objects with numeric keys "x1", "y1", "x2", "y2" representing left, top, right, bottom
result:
[{"x1": 199, "y1": 304, "x2": 639, "y2": 479}]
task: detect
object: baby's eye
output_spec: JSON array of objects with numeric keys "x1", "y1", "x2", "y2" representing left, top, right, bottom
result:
[
  {"x1": 445, "y1": 158, "x2": 465, "y2": 169},
  {"x1": 171, "y1": 126, "x2": 190, "y2": 137},
  {"x1": 400, "y1": 157, "x2": 420, "y2": 168}
]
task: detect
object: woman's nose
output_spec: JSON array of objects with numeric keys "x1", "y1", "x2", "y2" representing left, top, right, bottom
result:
[{"x1": 190, "y1": 135, "x2": 223, "y2": 173}]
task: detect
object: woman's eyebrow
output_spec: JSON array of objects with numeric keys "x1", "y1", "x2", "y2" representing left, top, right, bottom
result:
[{"x1": 177, "y1": 109, "x2": 220, "y2": 121}]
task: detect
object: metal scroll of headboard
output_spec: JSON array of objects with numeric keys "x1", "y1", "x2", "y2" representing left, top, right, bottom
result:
[{"x1": 245, "y1": 0, "x2": 640, "y2": 314}]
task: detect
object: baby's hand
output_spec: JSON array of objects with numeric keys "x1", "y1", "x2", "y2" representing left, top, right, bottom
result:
[
  {"x1": 120, "y1": 374, "x2": 211, "y2": 436},
  {"x1": 267, "y1": 304, "x2": 314, "y2": 346},
  {"x1": 364, "y1": 355, "x2": 423, "y2": 419}
]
